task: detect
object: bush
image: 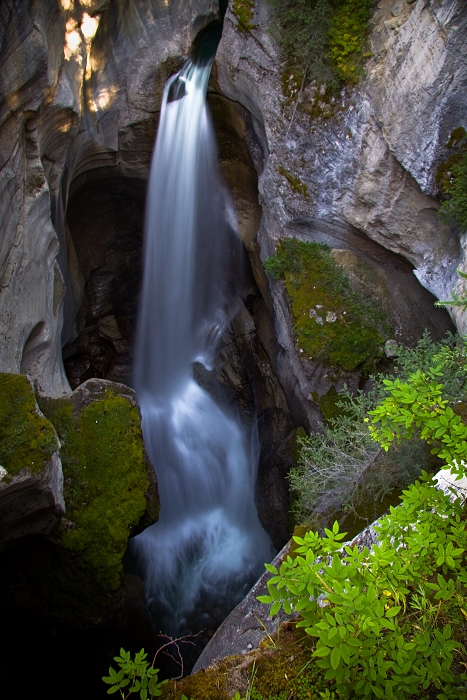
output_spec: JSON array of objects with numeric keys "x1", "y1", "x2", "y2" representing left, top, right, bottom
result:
[
  {"x1": 438, "y1": 133, "x2": 467, "y2": 231},
  {"x1": 260, "y1": 478, "x2": 467, "y2": 698},
  {"x1": 261, "y1": 336, "x2": 467, "y2": 698},
  {"x1": 289, "y1": 332, "x2": 467, "y2": 529}
]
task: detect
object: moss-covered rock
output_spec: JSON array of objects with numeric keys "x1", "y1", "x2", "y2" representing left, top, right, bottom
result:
[
  {"x1": 232, "y1": 0, "x2": 255, "y2": 33},
  {"x1": 0, "y1": 373, "x2": 64, "y2": 548},
  {"x1": 36, "y1": 378, "x2": 159, "y2": 626},
  {"x1": 161, "y1": 621, "x2": 332, "y2": 700},
  {"x1": 0, "y1": 372, "x2": 58, "y2": 479},
  {"x1": 264, "y1": 239, "x2": 391, "y2": 374}
]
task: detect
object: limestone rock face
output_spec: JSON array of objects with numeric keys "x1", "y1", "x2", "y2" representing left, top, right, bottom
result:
[
  {"x1": 1, "y1": 0, "x2": 464, "y2": 406},
  {"x1": 0, "y1": 452, "x2": 64, "y2": 550},
  {"x1": 0, "y1": 0, "x2": 219, "y2": 396},
  {"x1": 215, "y1": 0, "x2": 466, "y2": 425}
]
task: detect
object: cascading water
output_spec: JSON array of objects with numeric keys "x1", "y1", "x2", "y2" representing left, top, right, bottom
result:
[{"x1": 130, "y1": 56, "x2": 272, "y2": 640}]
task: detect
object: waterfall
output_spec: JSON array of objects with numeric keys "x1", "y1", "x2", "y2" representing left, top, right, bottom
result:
[{"x1": 130, "y1": 60, "x2": 272, "y2": 638}]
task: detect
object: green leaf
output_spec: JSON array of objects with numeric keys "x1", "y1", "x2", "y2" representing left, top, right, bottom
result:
[
  {"x1": 314, "y1": 645, "x2": 331, "y2": 658},
  {"x1": 270, "y1": 600, "x2": 281, "y2": 616},
  {"x1": 331, "y1": 646, "x2": 341, "y2": 670},
  {"x1": 257, "y1": 595, "x2": 272, "y2": 604}
]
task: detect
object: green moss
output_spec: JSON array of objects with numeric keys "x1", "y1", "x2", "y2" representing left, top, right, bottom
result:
[
  {"x1": 233, "y1": 0, "x2": 255, "y2": 32},
  {"x1": 278, "y1": 166, "x2": 310, "y2": 198},
  {"x1": 39, "y1": 389, "x2": 152, "y2": 593},
  {"x1": 447, "y1": 127, "x2": 467, "y2": 149},
  {"x1": 436, "y1": 153, "x2": 463, "y2": 192},
  {"x1": 160, "y1": 622, "x2": 332, "y2": 700},
  {"x1": 0, "y1": 373, "x2": 58, "y2": 479},
  {"x1": 265, "y1": 239, "x2": 390, "y2": 373},
  {"x1": 302, "y1": 82, "x2": 341, "y2": 120}
]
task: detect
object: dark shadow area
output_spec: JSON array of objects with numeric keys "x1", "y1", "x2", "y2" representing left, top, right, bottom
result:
[
  {"x1": 0, "y1": 536, "x2": 156, "y2": 700},
  {"x1": 63, "y1": 176, "x2": 145, "y2": 389}
]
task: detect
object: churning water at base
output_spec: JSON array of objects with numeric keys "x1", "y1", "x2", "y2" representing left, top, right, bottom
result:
[{"x1": 131, "y1": 60, "x2": 272, "y2": 637}]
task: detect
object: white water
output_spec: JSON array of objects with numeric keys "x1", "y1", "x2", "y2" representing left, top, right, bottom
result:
[{"x1": 131, "y1": 61, "x2": 272, "y2": 635}]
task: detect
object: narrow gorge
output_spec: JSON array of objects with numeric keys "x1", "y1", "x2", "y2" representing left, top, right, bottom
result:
[{"x1": 0, "y1": 0, "x2": 466, "y2": 698}]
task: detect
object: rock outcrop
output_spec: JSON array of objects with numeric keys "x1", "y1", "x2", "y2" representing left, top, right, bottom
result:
[
  {"x1": 215, "y1": 0, "x2": 466, "y2": 426},
  {"x1": 0, "y1": 372, "x2": 64, "y2": 550},
  {"x1": 35, "y1": 377, "x2": 159, "y2": 626}
]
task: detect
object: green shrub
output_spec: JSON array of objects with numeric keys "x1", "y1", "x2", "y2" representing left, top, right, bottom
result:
[
  {"x1": 368, "y1": 366, "x2": 467, "y2": 474},
  {"x1": 289, "y1": 332, "x2": 467, "y2": 529},
  {"x1": 261, "y1": 337, "x2": 467, "y2": 698},
  {"x1": 260, "y1": 476, "x2": 467, "y2": 698}
]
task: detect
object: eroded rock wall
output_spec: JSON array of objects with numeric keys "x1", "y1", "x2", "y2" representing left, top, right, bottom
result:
[
  {"x1": 0, "y1": 0, "x2": 220, "y2": 396},
  {"x1": 215, "y1": 0, "x2": 466, "y2": 425},
  {"x1": 1, "y1": 0, "x2": 466, "y2": 541}
]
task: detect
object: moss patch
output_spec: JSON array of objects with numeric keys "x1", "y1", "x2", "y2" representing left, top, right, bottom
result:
[
  {"x1": 233, "y1": 0, "x2": 255, "y2": 32},
  {"x1": 265, "y1": 239, "x2": 390, "y2": 373},
  {"x1": 328, "y1": 0, "x2": 372, "y2": 84},
  {"x1": 160, "y1": 622, "x2": 333, "y2": 700},
  {"x1": 39, "y1": 389, "x2": 151, "y2": 594},
  {"x1": 278, "y1": 166, "x2": 310, "y2": 198},
  {"x1": 0, "y1": 373, "x2": 58, "y2": 479}
]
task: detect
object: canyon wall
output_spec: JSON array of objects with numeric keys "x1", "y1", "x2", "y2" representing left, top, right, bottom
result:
[
  {"x1": 0, "y1": 0, "x2": 466, "y2": 547},
  {"x1": 1, "y1": 0, "x2": 464, "y2": 407}
]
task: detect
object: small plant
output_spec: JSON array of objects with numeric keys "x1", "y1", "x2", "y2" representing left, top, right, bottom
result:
[
  {"x1": 435, "y1": 269, "x2": 467, "y2": 313},
  {"x1": 270, "y1": 0, "x2": 372, "y2": 91},
  {"x1": 368, "y1": 366, "x2": 467, "y2": 474},
  {"x1": 438, "y1": 136, "x2": 467, "y2": 230},
  {"x1": 233, "y1": 0, "x2": 255, "y2": 32},
  {"x1": 102, "y1": 648, "x2": 167, "y2": 699}
]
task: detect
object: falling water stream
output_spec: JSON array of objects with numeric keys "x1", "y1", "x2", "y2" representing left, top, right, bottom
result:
[{"x1": 130, "y1": 57, "x2": 272, "y2": 641}]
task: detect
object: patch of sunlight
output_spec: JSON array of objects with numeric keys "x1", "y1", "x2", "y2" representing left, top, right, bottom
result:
[
  {"x1": 94, "y1": 84, "x2": 119, "y2": 111},
  {"x1": 64, "y1": 18, "x2": 82, "y2": 61},
  {"x1": 81, "y1": 12, "x2": 99, "y2": 40}
]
